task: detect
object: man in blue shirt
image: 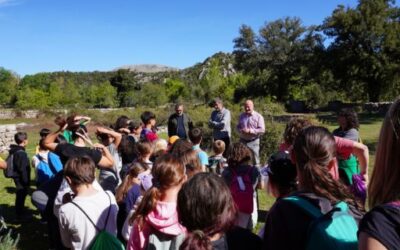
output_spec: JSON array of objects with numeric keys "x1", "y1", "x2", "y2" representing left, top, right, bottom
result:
[{"x1": 209, "y1": 98, "x2": 231, "y2": 155}]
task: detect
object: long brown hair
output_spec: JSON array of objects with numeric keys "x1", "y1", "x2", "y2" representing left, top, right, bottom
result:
[
  {"x1": 178, "y1": 173, "x2": 237, "y2": 250},
  {"x1": 293, "y1": 126, "x2": 357, "y2": 206},
  {"x1": 115, "y1": 162, "x2": 147, "y2": 203},
  {"x1": 130, "y1": 154, "x2": 185, "y2": 226},
  {"x1": 226, "y1": 142, "x2": 252, "y2": 168},
  {"x1": 369, "y1": 98, "x2": 400, "y2": 207},
  {"x1": 180, "y1": 149, "x2": 202, "y2": 179}
]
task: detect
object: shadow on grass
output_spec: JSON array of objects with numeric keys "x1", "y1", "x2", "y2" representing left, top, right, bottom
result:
[{"x1": 1, "y1": 204, "x2": 49, "y2": 250}]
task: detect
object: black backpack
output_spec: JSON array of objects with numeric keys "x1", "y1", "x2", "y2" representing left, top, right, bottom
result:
[{"x1": 3, "y1": 151, "x2": 21, "y2": 178}]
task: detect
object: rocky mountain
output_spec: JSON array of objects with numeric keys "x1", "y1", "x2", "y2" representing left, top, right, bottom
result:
[{"x1": 115, "y1": 64, "x2": 180, "y2": 73}]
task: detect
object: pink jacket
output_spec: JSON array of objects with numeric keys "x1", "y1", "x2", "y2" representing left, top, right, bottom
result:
[{"x1": 127, "y1": 201, "x2": 186, "y2": 250}]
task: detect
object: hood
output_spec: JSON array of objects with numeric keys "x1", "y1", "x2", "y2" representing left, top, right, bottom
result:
[
  {"x1": 9, "y1": 144, "x2": 25, "y2": 154},
  {"x1": 145, "y1": 201, "x2": 186, "y2": 236}
]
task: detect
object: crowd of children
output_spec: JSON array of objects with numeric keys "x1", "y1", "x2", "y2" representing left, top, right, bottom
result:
[{"x1": 1, "y1": 98, "x2": 400, "y2": 250}]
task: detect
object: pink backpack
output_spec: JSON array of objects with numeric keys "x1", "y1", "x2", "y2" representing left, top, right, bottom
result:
[{"x1": 230, "y1": 167, "x2": 254, "y2": 214}]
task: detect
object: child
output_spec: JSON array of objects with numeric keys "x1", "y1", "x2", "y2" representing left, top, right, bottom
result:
[
  {"x1": 208, "y1": 140, "x2": 228, "y2": 175},
  {"x1": 127, "y1": 154, "x2": 187, "y2": 250},
  {"x1": 32, "y1": 138, "x2": 63, "y2": 187},
  {"x1": 96, "y1": 126, "x2": 123, "y2": 193},
  {"x1": 178, "y1": 173, "x2": 262, "y2": 250},
  {"x1": 9, "y1": 132, "x2": 31, "y2": 221},
  {"x1": 263, "y1": 126, "x2": 364, "y2": 249},
  {"x1": 134, "y1": 141, "x2": 153, "y2": 169},
  {"x1": 140, "y1": 111, "x2": 158, "y2": 142},
  {"x1": 180, "y1": 149, "x2": 203, "y2": 179},
  {"x1": 222, "y1": 142, "x2": 260, "y2": 230},
  {"x1": 189, "y1": 127, "x2": 209, "y2": 171},
  {"x1": 359, "y1": 98, "x2": 400, "y2": 249},
  {"x1": 264, "y1": 151, "x2": 297, "y2": 199},
  {"x1": 115, "y1": 163, "x2": 148, "y2": 243},
  {"x1": 58, "y1": 156, "x2": 119, "y2": 249}
]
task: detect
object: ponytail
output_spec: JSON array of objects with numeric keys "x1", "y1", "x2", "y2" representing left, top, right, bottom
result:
[
  {"x1": 130, "y1": 185, "x2": 160, "y2": 226},
  {"x1": 129, "y1": 154, "x2": 185, "y2": 227},
  {"x1": 294, "y1": 126, "x2": 363, "y2": 210},
  {"x1": 179, "y1": 230, "x2": 212, "y2": 250}
]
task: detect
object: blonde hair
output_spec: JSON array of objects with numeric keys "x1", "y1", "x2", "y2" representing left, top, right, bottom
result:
[{"x1": 369, "y1": 98, "x2": 400, "y2": 207}]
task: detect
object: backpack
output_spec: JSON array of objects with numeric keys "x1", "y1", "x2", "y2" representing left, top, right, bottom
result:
[
  {"x1": 36, "y1": 152, "x2": 62, "y2": 184},
  {"x1": 208, "y1": 156, "x2": 226, "y2": 175},
  {"x1": 146, "y1": 229, "x2": 185, "y2": 250},
  {"x1": 284, "y1": 196, "x2": 358, "y2": 250},
  {"x1": 3, "y1": 150, "x2": 22, "y2": 178},
  {"x1": 71, "y1": 192, "x2": 125, "y2": 250},
  {"x1": 230, "y1": 167, "x2": 254, "y2": 214}
]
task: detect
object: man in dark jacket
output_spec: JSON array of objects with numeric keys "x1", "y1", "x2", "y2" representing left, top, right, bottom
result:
[
  {"x1": 9, "y1": 132, "x2": 31, "y2": 221},
  {"x1": 167, "y1": 104, "x2": 193, "y2": 139}
]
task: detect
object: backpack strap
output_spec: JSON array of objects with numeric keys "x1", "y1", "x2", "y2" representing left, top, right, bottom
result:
[
  {"x1": 70, "y1": 191, "x2": 112, "y2": 232},
  {"x1": 283, "y1": 196, "x2": 323, "y2": 218}
]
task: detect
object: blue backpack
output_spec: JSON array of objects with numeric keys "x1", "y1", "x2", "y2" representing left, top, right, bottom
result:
[
  {"x1": 284, "y1": 196, "x2": 358, "y2": 250},
  {"x1": 36, "y1": 152, "x2": 62, "y2": 185}
]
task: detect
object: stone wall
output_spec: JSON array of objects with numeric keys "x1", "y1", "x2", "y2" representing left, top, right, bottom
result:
[{"x1": 0, "y1": 124, "x2": 17, "y2": 150}]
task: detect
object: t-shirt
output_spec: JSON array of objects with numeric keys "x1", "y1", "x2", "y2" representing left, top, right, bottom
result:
[
  {"x1": 58, "y1": 191, "x2": 118, "y2": 250},
  {"x1": 99, "y1": 143, "x2": 122, "y2": 186},
  {"x1": 125, "y1": 184, "x2": 141, "y2": 215},
  {"x1": 358, "y1": 203, "x2": 400, "y2": 250},
  {"x1": 176, "y1": 115, "x2": 186, "y2": 139},
  {"x1": 192, "y1": 145, "x2": 209, "y2": 166},
  {"x1": 333, "y1": 128, "x2": 359, "y2": 142},
  {"x1": 331, "y1": 136, "x2": 355, "y2": 180},
  {"x1": 54, "y1": 143, "x2": 102, "y2": 166}
]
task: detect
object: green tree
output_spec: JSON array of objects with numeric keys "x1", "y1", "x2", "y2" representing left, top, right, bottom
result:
[
  {"x1": 0, "y1": 67, "x2": 18, "y2": 106},
  {"x1": 16, "y1": 87, "x2": 49, "y2": 109},
  {"x1": 233, "y1": 17, "x2": 322, "y2": 101},
  {"x1": 165, "y1": 78, "x2": 188, "y2": 102},
  {"x1": 322, "y1": 0, "x2": 400, "y2": 101},
  {"x1": 86, "y1": 81, "x2": 118, "y2": 108}
]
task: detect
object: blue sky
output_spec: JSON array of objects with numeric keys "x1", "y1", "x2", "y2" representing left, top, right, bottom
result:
[{"x1": 0, "y1": 0, "x2": 359, "y2": 76}]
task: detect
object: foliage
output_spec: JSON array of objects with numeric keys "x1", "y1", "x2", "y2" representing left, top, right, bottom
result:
[
  {"x1": 321, "y1": 0, "x2": 400, "y2": 102},
  {"x1": 0, "y1": 68, "x2": 18, "y2": 107},
  {"x1": 260, "y1": 120, "x2": 285, "y2": 165},
  {"x1": 0, "y1": 230, "x2": 20, "y2": 250}
]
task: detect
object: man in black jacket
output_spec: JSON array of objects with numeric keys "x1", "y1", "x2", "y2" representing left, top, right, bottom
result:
[
  {"x1": 167, "y1": 104, "x2": 193, "y2": 139},
  {"x1": 9, "y1": 132, "x2": 31, "y2": 221}
]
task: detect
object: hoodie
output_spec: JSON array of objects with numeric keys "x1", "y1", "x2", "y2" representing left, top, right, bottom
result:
[
  {"x1": 9, "y1": 144, "x2": 30, "y2": 186},
  {"x1": 127, "y1": 201, "x2": 186, "y2": 250}
]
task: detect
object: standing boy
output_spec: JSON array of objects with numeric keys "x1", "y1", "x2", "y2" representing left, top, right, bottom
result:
[{"x1": 9, "y1": 132, "x2": 31, "y2": 221}]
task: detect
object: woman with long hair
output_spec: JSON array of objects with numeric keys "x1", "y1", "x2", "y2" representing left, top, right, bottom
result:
[
  {"x1": 263, "y1": 126, "x2": 364, "y2": 250},
  {"x1": 359, "y1": 99, "x2": 400, "y2": 250}
]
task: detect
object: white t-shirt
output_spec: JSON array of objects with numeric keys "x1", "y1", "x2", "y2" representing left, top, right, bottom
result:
[{"x1": 58, "y1": 190, "x2": 118, "y2": 250}]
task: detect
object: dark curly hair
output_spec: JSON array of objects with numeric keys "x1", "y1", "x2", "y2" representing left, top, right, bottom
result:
[{"x1": 338, "y1": 108, "x2": 359, "y2": 130}]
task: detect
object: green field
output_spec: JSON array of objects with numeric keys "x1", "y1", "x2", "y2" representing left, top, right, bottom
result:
[{"x1": 0, "y1": 113, "x2": 383, "y2": 249}]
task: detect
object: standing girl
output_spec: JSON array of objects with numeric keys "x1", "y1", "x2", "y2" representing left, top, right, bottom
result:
[{"x1": 127, "y1": 154, "x2": 186, "y2": 250}]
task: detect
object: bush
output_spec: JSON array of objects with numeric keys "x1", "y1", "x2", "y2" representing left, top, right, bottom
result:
[{"x1": 259, "y1": 120, "x2": 285, "y2": 165}]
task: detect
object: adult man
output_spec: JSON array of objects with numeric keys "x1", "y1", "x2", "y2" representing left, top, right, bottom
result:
[
  {"x1": 237, "y1": 100, "x2": 265, "y2": 166},
  {"x1": 208, "y1": 98, "x2": 231, "y2": 152},
  {"x1": 167, "y1": 104, "x2": 193, "y2": 139}
]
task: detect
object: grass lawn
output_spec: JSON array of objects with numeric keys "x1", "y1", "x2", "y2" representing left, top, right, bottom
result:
[{"x1": 0, "y1": 113, "x2": 383, "y2": 249}]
